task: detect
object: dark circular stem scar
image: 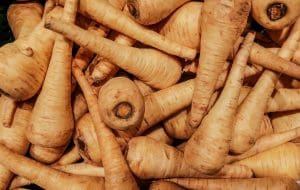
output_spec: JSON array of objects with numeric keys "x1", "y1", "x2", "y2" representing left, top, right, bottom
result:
[
  {"x1": 267, "y1": 3, "x2": 287, "y2": 21},
  {"x1": 127, "y1": 1, "x2": 139, "y2": 18},
  {"x1": 113, "y1": 102, "x2": 133, "y2": 119}
]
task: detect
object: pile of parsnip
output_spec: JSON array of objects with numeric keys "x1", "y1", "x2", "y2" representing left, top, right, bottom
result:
[{"x1": 1, "y1": 0, "x2": 300, "y2": 189}]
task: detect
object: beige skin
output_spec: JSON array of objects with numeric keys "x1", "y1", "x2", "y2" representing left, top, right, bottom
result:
[
  {"x1": 7, "y1": 2, "x2": 43, "y2": 39},
  {"x1": 56, "y1": 0, "x2": 196, "y2": 60},
  {"x1": 144, "y1": 125, "x2": 173, "y2": 145},
  {"x1": 90, "y1": 7, "x2": 136, "y2": 83},
  {"x1": 165, "y1": 177, "x2": 299, "y2": 190},
  {"x1": 74, "y1": 113, "x2": 128, "y2": 165},
  {"x1": 160, "y1": 3, "x2": 300, "y2": 80},
  {"x1": 163, "y1": 91, "x2": 219, "y2": 140},
  {"x1": 126, "y1": 137, "x2": 253, "y2": 179},
  {"x1": 10, "y1": 163, "x2": 105, "y2": 189},
  {"x1": 0, "y1": 100, "x2": 31, "y2": 190},
  {"x1": 133, "y1": 79, "x2": 155, "y2": 97},
  {"x1": 252, "y1": 0, "x2": 300, "y2": 30},
  {"x1": 27, "y1": 0, "x2": 78, "y2": 163},
  {"x1": 0, "y1": 7, "x2": 62, "y2": 101},
  {"x1": 98, "y1": 77, "x2": 145, "y2": 131},
  {"x1": 72, "y1": 65, "x2": 138, "y2": 190},
  {"x1": 127, "y1": 0, "x2": 190, "y2": 25},
  {"x1": 184, "y1": 33, "x2": 255, "y2": 174},
  {"x1": 160, "y1": 2, "x2": 202, "y2": 51},
  {"x1": 227, "y1": 127, "x2": 300, "y2": 163},
  {"x1": 1, "y1": 2, "x2": 43, "y2": 128},
  {"x1": 236, "y1": 143, "x2": 300, "y2": 180},
  {"x1": 149, "y1": 181, "x2": 186, "y2": 190},
  {"x1": 188, "y1": 0, "x2": 251, "y2": 128},
  {"x1": 230, "y1": 16, "x2": 300, "y2": 154},
  {"x1": 271, "y1": 110, "x2": 300, "y2": 143},
  {"x1": 45, "y1": 18, "x2": 182, "y2": 90},
  {"x1": 0, "y1": 143, "x2": 105, "y2": 190}
]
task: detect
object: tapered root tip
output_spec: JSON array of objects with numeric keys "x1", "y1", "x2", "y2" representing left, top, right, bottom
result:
[
  {"x1": 267, "y1": 3, "x2": 287, "y2": 21},
  {"x1": 113, "y1": 102, "x2": 133, "y2": 119}
]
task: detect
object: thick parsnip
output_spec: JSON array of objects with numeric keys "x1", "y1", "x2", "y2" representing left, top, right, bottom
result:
[
  {"x1": 57, "y1": 0, "x2": 196, "y2": 59},
  {"x1": 127, "y1": 0, "x2": 190, "y2": 25},
  {"x1": 0, "y1": 6, "x2": 62, "y2": 100},
  {"x1": 0, "y1": 143, "x2": 105, "y2": 190},
  {"x1": 27, "y1": 0, "x2": 78, "y2": 163},
  {"x1": 98, "y1": 77, "x2": 145, "y2": 131},
  {"x1": 252, "y1": 0, "x2": 300, "y2": 30},
  {"x1": 189, "y1": 0, "x2": 251, "y2": 127},
  {"x1": 72, "y1": 65, "x2": 138, "y2": 190},
  {"x1": 184, "y1": 33, "x2": 254, "y2": 174},
  {"x1": 45, "y1": 18, "x2": 182, "y2": 89},
  {"x1": 165, "y1": 177, "x2": 299, "y2": 190},
  {"x1": 0, "y1": 99, "x2": 31, "y2": 190},
  {"x1": 236, "y1": 143, "x2": 300, "y2": 179},
  {"x1": 127, "y1": 137, "x2": 253, "y2": 179}
]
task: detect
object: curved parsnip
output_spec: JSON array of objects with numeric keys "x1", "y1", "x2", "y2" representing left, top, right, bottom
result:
[
  {"x1": 230, "y1": 15, "x2": 300, "y2": 154},
  {"x1": 45, "y1": 18, "x2": 182, "y2": 89},
  {"x1": 227, "y1": 127, "x2": 300, "y2": 163},
  {"x1": 184, "y1": 33, "x2": 255, "y2": 174},
  {"x1": 0, "y1": 7, "x2": 62, "y2": 101},
  {"x1": 90, "y1": 33, "x2": 135, "y2": 83},
  {"x1": 0, "y1": 143, "x2": 105, "y2": 190},
  {"x1": 160, "y1": 2, "x2": 202, "y2": 51},
  {"x1": 252, "y1": 0, "x2": 300, "y2": 30},
  {"x1": 98, "y1": 77, "x2": 145, "y2": 131},
  {"x1": 127, "y1": 0, "x2": 190, "y2": 25},
  {"x1": 164, "y1": 91, "x2": 219, "y2": 140},
  {"x1": 165, "y1": 177, "x2": 299, "y2": 190},
  {"x1": 7, "y1": 1, "x2": 43, "y2": 39},
  {"x1": 2, "y1": 2, "x2": 43, "y2": 128},
  {"x1": 126, "y1": 137, "x2": 253, "y2": 179},
  {"x1": 188, "y1": 0, "x2": 251, "y2": 128},
  {"x1": 74, "y1": 113, "x2": 128, "y2": 165},
  {"x1": 72, "y1": 65, "x2": 138, "y2": 190},
  {"x1": 27, "y1": 0, "x2": 78, "y2": 163},
  {"x1": 0, "y1": 100, "x2": 31, "y2": 190},
  {"x1": 57, "y1": 0, "x2": 196, "y2": 59},
  {"x1": 236, "y1": 143, "x2": 300, "y2": 179}
]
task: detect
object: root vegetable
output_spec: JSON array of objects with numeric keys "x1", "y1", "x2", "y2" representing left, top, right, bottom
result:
[
  {"x1": 98, "y1": 77, "x2": 145, "y2": 131},
  {"x1": 57, "y1": 0, "x2": 196, "y2": 59},
  {"x1": 236, "y1": 143, "x2": 300, "y2": 179},
  {"x1": 74, "y1": 113, "x2": 128, "y2": 165},
  {"x1": 165, "y1": 177, "x2": 299, "y2": 190},
  {"x1": 45, "y1": 18, "x2": 182, "y2": 89},
  {"x1": 72, "y1": 65, "x2": 138, "y2": 190},
  {"x1": 184, "y1": 33, "x2": 255, "y2": 174},
  {"x1": 0, "y1": 143, "x2": 105, "y2": 190},
  {"x1": 149, "y1": 181, "x2": 186, "y2": 190},
  {"x1": 145, "y1": 125, "x2": 173, "y2": 145},
  {"x1": 0, "y1": 6, "x2": 62, "y2": 100},
  {"x1": 0, "y1": 100, "x2": 31, "y2": 190},
  {"x1": 159, "y1": 1, "x2": 202, "y2": 51},
  {"x1": 127, "y1": 0, "x2": 190, "y2": 25},
  {"x1": 7, "y1": 1, "x2": 43, "y2": 39},
  {"x1": 188, "y1": 0, "x2": 251, "y2": 127},
  {"x1": 251, "y1": 0, "x2": 300, "y2": 30},
  {"x1": 27, "y1": 0, "x2": 78, "y2": 163},
  {"x1": 227, "y1": 127, "x2": 300, "y2": 163},
  {"x1": 230, "y1": 17, "x2": 300, "y2": 154},
  {"x1": 127, "y1": 137, "x2": 253, "y2": 179}
]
